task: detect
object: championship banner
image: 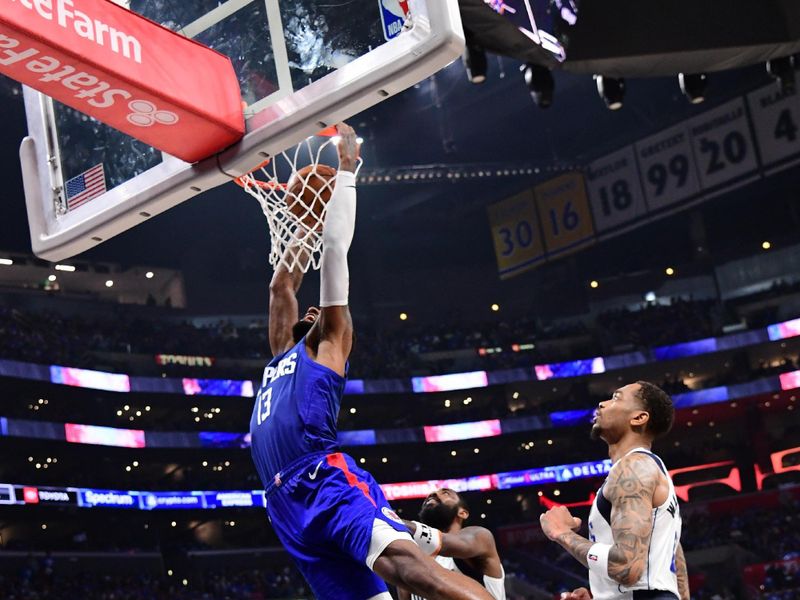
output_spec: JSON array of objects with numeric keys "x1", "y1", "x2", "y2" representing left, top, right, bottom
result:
[
  {"x1": 1, "y1": 0, "x2": 243, "y2": 162},
  {"x1": 487, "y1": 189, "x2": 546, "y2": 279}
]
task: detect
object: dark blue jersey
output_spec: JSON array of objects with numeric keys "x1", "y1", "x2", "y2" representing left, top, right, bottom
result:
[{"x1": 249, "y1": 337, "x2": 346, "y2": 484}]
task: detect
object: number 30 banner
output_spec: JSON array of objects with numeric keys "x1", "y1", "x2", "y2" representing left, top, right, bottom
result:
[{"x1": 487, "y1": 190, "x2": 546, "y2": 279}]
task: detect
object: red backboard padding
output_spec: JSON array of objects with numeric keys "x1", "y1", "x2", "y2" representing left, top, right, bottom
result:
[{"x1": 1, "y1": 0, "x2": 244, "y2": 163}]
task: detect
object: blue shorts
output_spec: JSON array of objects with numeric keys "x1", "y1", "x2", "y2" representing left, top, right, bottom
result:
[{"x1": 266, "y1": 452, "x2": 411, "y2": 599}]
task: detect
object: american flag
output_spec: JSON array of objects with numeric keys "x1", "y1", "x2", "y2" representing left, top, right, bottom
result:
[{"x1": 65, "y1": 163, "x2": 106, "y2": 211}]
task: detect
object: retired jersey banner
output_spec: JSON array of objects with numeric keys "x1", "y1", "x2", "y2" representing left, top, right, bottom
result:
[
  {"x1": 535, "y1": 172, "x2": 595, "y2": 258},
  {"x1": 487, "y1": 189, "x2": 546, "y2": 279},
  {"x1": 1, "y1": 0, "x2": 243, "y2": 162}
]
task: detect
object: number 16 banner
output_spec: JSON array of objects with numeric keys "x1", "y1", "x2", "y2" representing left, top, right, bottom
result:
[
  {"x1": 487, "y1": 190, "x2": 546, "y2": 280},
  {"x1": 535, "y1": 172, "x2": 595, "y2": 258}
]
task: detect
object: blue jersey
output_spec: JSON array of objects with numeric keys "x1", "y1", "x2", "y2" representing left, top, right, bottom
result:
[
  {"x1": 249, "y1": 337, "x2": 346, "y2": 484},
  {"x1": 248, "y1": 337, "x2": 411, "y2": 599}
]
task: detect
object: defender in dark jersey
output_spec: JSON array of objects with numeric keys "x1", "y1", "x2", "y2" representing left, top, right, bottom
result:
[
  {"x1": 398, "y1": 488, "x2": 506, "y2": 600},
  {"x1": 249, "y1": 123, "x2": 494, "y2": 600}
]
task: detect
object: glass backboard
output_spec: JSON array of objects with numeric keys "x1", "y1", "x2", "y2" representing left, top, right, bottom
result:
[{"x1": 21, "y1": 0, "x2": 464, "y2": 260}]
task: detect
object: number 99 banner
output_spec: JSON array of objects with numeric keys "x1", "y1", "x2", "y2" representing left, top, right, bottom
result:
[{"x1": 487, "y1": 190, "x2": 546, "y2": 279}]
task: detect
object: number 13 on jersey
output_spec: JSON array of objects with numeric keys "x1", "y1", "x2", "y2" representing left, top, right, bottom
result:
[
  {"x1": 487, "y1": 190, "x2": 546, "y2": 279},
  {"x1": 256, "y1": 387, "x2": 272, "y2": 425}
]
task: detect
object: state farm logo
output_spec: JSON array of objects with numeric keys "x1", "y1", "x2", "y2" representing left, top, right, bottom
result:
[{"x1": 127, "y1": 100, "x2": 179, "y2": 127}]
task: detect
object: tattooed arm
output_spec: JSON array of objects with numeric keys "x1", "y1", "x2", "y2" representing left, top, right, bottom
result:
[
  {"x1": 603, "y1": 453, "x2": 660, "y2": 586},
  {"x1": 675, "y1": 542, "x2": 689, "y2": 600},
  {"x1": 539, "y1": 506, "x2": 590, "y2": 567},
  {"x1": 539, "y1": 453, "x2": 659, "y2": 587}
]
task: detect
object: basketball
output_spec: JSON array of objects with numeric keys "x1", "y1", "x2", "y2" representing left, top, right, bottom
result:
[{"x1": 285, "y1": 164, "x2": 338, "y2": 230}]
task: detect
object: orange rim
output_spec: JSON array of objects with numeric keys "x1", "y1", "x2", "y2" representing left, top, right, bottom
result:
[{"x1": 234, "y1": 126, "x2": 338, "y2": 188}]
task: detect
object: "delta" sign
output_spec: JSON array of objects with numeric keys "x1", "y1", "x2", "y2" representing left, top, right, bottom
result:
[{"x1": 1, "y1": 0, "x2": 243, "y2": 163}]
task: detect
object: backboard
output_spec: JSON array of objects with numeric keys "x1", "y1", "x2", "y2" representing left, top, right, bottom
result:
[{"x1": 20, "y1": 0, "x2": 464, "y2": 261}]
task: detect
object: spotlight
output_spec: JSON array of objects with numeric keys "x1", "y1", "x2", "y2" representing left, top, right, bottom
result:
[
  {"x1": 462, "y1": 44, "x2": 487, "y2": 84},
  {"x1": 595, "y1": 75, "x2": 625, "y2": 110},
  {"x1": 524, "y1": 64, "x2": 554, "y2": 108},
  {"x1": 767, "y1": 56, "x2": 796, "y2": 94},
  {"x1": 678, "y1": 73, "x2": 707, "y2": 104}
]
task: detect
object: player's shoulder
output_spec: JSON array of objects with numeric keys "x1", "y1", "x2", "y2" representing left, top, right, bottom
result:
[
  {"x1": 605, "y1": 452, "x2": 662, "y2": 495},
  {"x1": 460, "y1": 525, "x2": 497, "y2": 546}
]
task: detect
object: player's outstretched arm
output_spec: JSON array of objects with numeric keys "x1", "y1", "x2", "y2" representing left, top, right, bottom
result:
[
  {"x1": 268, "y1": 237, "x2": 310, "y2": 356},
  {"x1": 540, "y1": 454, "x2": 658, "y2": 587},
  {"x1": 314, "y1": 123, "x2": 359, "y2": 375},
  {"x1": 403, "y1": 520, "x2": 496, "y2": 561}
]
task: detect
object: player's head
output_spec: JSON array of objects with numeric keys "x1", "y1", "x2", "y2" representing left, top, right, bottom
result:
[
  {"x1": 419, "y1": 488, "x2": 470, "y2": 532},
  {"x1": 292, "y1": 306, "x2": 320, "y2": 343},
  {"x1": 591, "y1": 381, "x2": 674, "y2": 444}
]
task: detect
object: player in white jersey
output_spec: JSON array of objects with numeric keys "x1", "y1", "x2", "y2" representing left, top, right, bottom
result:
[
  {"x1": 398, "y1": 488, "x2": 506, "y2": 600},
  {"x1": 539, "y1": 381, "x2": 689, "y2": 600}
]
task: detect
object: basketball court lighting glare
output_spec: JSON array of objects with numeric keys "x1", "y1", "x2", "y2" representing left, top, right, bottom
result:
[
  {"x1": 399, "y1": 312, "x2": 408, "y2": 321},
  {"x1": 665, "y1": 267, "x2": 675, "y2": 275},
  {"x1": 491, "y1": 303, "x2": 500, "y2": 312},
  {"x1": 47, "y1": 274, "x2": 56, "y2": 282},
  {"x1": 762, "y1": 241, "x2": 771, "y2": 250},
  {"x1": 590, "y1": 280, "x2": 599, "y2": 288},
  {"x1": 105, "y1": 280, "x2": 114, "y2": 287},
  {"x1": 145, "y1": 271, "x2": 154, "y2": 278},
  {"x1": 0, "y1": 258, "x2": 14, "y2": 266},
  {"x1": 54, "y1": 264, "x2": 76, "y2": 272}
]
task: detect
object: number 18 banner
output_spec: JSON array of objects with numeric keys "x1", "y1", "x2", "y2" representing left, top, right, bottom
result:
[
  {"x1": 487, "y1": 190, "x2": 546, "y2": 280},
  {"x1": 586, "y1": 146, "x2": 648, "y2": 232}
]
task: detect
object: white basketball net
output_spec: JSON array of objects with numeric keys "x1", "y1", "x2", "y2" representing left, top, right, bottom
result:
[{"x1": 235, "y1": 136, "x2": 362, "y2": 273}]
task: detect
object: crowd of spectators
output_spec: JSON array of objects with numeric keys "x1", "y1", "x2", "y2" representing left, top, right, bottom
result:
[
  {"x1": 755, "y1": 561, "x2": 800, "y2": 600},
  {"x1": 0, "y1": 558, "x2": 310, "y2": 599},
  {"x1": 681, "y1": 499, "x2": 800, "y2": 563},
  {"x1": 0, "y1": 294, "x2": 785, "y2": 379}
]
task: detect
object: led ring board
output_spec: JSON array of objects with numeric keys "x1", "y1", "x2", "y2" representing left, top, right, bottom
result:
[{"x1": 20, "y1": 0, "x2": 465, "y2": 260}]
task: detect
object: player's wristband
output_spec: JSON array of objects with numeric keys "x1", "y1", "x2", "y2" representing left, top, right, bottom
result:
[
  {"x1": 411, "y1": 521, "x2": 442, "y2": 556},
  {"x1": 587, "y1": 542, "x2": 611, "y2": 577}
]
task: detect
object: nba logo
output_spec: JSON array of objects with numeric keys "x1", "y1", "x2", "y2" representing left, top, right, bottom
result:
[{"x1": 379, "y1": 0, "x2": 410, "y2": 40}]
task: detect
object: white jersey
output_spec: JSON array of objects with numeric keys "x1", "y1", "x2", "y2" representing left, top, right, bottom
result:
[
  {"x1": 410, "y1": 554, "x2": 505, "y2": 600},
  {"x1": 587, "y1": 448, "x2": 682, "y2": 600}
]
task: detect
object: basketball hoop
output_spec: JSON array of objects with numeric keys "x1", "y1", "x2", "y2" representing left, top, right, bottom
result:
[{"x1": 234, "y1": 130, "x2": 362, "y2": 273}]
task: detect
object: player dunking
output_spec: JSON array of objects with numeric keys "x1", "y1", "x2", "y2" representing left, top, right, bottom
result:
[
  {"x1": 539, "y1": 382, "x2": 689, "y2": 600},
  {"x1": 249, "y1": 123, "x2": 494, "y2": 600},
  {"x1": 398, "y1": 488, "x2": 506, "y2": 600}
]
